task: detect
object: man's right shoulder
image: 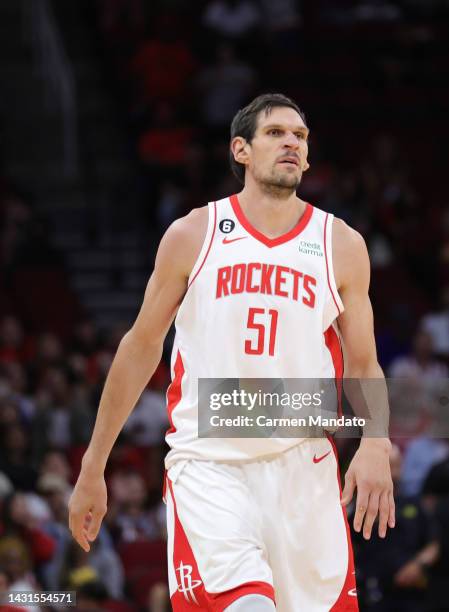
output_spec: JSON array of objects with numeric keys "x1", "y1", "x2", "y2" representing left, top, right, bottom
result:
[
  {"x1": 170, "y1": 205, "x2": 209, "y2": 237},
  {"x1": 157, "y1": 205, "x2": 210, "y2": 278}
]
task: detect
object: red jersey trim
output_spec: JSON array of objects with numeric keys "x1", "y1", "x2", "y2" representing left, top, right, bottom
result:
[
  {"x1": 188, "y1": 201, "x2": 217, "y2": 289},
  {"x1": 324, "y1": 213, "x2": 342, "y2": 316},
  {"x1": 324, "y1": 325, "x2": 344, "y2": 417},
  {"x1": 328, "y1": 435, "x2": 359, "y2": 611},
  {"x1": 166, "y1": 350, "x2": 185, "y2": 436},
  {"x1": 229, "y1": 193, "x2": 313, "y2": 248}
]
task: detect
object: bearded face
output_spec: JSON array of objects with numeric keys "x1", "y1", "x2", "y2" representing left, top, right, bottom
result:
[{"x1": 233, "y1": 106, "x2": 310, "y2": 195}]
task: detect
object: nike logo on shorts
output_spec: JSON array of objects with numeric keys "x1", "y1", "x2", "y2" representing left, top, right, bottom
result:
[{"x1": 313, "y1": 450, "x2": 331, "y2": 464}]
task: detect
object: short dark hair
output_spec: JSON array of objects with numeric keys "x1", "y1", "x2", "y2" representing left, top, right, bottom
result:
[{"x1": 229, "y1": 93, "x2": 307, "y2": 184}]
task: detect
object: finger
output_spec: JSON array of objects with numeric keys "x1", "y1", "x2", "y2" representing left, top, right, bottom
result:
[
  {"x1": 378, "y1": 490, "x2": 390, "y2": 538},
  {"x1": 363, "y1": 490, "x2": 380, "y2": 540},
  {"x1": 71, "y1": 512, "x2": 91, "y2": 552},
  {"x1": 353, "y1": 487, "x2": 369, "y2": 533},
  {"x1": 87, "y1": 506, "x2": 107, "y2": 542},
  {"x1": 341, "y1": 471, "x2": 356, "y2": 506},
  {"x1": 388, "y1": 490, "x2": 396, "y2": 528},
  {"x1": 83, "y1": 511, "x2": 93, "y2": 530}
]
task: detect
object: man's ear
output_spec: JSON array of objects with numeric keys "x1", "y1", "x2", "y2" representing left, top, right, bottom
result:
[{"x1": 231, "y1": 136, "x2": 249, "y2": 166}]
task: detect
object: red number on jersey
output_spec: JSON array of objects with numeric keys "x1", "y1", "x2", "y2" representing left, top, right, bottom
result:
[{"x1": 245, "y1": 307, "x2": 278, "y2": 356}]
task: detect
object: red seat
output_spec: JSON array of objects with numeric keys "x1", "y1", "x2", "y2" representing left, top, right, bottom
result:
[
  {"x1": 118, "y1": 540, "x2": 168, "y2": 608},
  {"x1": 104, "y1": 599, "x2": 137, "y2": 612},
  {"x1": 118, "y1": 539, "x2": 167, "y2": 579}
]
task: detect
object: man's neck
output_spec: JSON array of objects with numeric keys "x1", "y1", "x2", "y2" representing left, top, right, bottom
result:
[{"x1": 237, "y1": 182, "x2": 307, "y2": 239}]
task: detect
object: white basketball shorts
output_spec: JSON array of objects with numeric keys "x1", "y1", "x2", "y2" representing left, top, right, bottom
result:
[{"x1": 165, "y1": 437, "x2": 358, "y2": 611}]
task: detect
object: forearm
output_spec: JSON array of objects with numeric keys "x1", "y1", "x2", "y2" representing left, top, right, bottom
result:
[
  {"x1": 82, "y1": 330, "x2": 163, "y2": 473},
  {"x1": 343, "y1": 361, "x2": 390, "y2": 441}
]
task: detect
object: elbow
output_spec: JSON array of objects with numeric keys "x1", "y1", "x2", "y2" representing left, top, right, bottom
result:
[
  {"x1": 344, "y1": 358, "x2": 384, "y2": 379},
  {"x1": 120, "y1": 328, "x2": 164, "y2": 362}
]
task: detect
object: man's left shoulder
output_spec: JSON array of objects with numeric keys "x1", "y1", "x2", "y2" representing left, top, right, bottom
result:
[
  {"x1": 332, "y1": 217, "x2": 370, "y2": 288},
  {"x1": 332, "y1": 217, "x2": 366, "y2": 251}
]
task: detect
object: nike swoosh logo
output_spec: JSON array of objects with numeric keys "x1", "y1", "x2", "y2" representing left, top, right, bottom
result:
[
  {"x1": 313, "y1": 450, "x2": 331, "y2": 464},
  {"x1": 222, "y1": 236, "x2": 247, "y2": 244}
]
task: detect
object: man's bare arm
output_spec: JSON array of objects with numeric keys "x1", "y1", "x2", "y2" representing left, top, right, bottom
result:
[
  {"x1": 68, "y1": 207, "x2": 207, "y2": 550},
  {"x1": 333, "y1": 218, "x2": 395, "y2": 539}
]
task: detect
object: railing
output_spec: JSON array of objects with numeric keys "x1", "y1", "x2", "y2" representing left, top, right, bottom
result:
[{"x1": 23, "y1": 0, "x2": 78, "y2": 178}]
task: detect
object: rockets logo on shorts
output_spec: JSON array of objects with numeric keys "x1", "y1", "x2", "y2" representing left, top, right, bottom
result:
[{"x1": 176, "y1": 562, "x2": 202, "y2": 604}]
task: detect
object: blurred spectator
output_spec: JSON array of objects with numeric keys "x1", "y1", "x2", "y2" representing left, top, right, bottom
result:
[
  {"x1": 389, "y1": 330, "x2": 448, "y2": 386},
  {"x1": 259, "y1": 0, "x2": 302, "y2": 32},
  {"x1": 384, "y1": 308, "x2": 446, "y2": 445},
  {"x1": 38, "y1": 450, "x2": 72, "y2": 484},
  {"x1": 421, "y1": 285, "x2": 449, "y2": 358},
  {"x1": 33, "y1": 333, "x2": 64, "y2": 373},
  {"x1": 32, "y1": 367, "x2": 94, "y2": 461},
  {"x1": 73, "y1": 579, "x2": 109, "y2": 612},
  {"x1": 0, "y1": 316, "x2": 25, "y2": 364},
  {"x1": 353, "y1": 444, "x2": 439, "y2": 611},
  {"x1": 155, "y1": 181, "x2": 185, "y2": 232},
  {"x1": 37, "y1": 473, "x2": 124, "y2": 599},
  {"x1": 202, "y1": 0, "x2": 261, "y2": 39},
  {"x1": 0, "y1": 472, "x2": 13, "y2": 501},
  {"x1": 107, "y1": 471, "x2": 164, "y2": 543},
  {"x1": 129, "y1": 16, "x2": 195, "y2": 106},
  {"x1": 353, "y1": 0, "x2": 402, "y2": 22},
  {"x1": 400, "y1": 437, "x2": 449, "y2": 498},
  {"x1": 97, "y1": 0, "x2": 144, "y2": 36},
  {"x1": 147, "y1": 582, "x2": 170, "y2": 612},
  {"x1": 0, "y1": 195, "x2": 33, "y2": 269},
  {"x1": 420, "y1": 459, "x2": 449, "y2": 612},
  {"x1": 61, "y1": 537, "x2": 124, "y2": 600},
  {"x1": 1, "y1": 363, "x2": 34, "y2": 425},
  {"x1": 0, "y1": 397, "x2": 21, "y2": 429},
  {"x1": 0, "y1": 568, "x2": 27, "y2": 611},
  {"x1": 123, "y1": 386, "x2": 169, "y2": 447},
  {"x1": 259, "y1": 0, "x2": 303, "y2": 54},
  {"x1": 69, "y1": 320, "x2": 99, "y2": 358},
  {"x1": 0, "y1": 425, "x2": 38, "y2": 491},
  {"x1": 197, "y1": 43, "x2": 256, "y2": 130},
  {"x1": 0, "y1": 492, "x2": 55, "y2": 571},
  {"x1": 0, "y1": 537, "x2": 41, "y2": 612},
  {"x1": 137, "y1": 103, "x2": 195, "y2": 169}
]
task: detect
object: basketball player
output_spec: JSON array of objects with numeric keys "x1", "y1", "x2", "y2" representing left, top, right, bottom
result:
[{"x1": 68, "y1": 93, "x2": 395, "y2": 611}]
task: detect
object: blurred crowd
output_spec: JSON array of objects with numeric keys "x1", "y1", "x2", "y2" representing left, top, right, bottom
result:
[
  {"x1": 1, "y1": 312, "x2": 449, "y2": 611},
  {"x1": 0, "y1": 315, "x2": 172, "y2": 611},
  {"x1": 1, "y1": 0, "x2": 449, "y2": 610}
]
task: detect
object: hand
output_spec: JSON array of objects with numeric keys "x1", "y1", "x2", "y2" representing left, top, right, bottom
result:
[
  {"x1": 394, "y1": 560, "x2": 426, "y2": 588},
  {"x1": 341, "y1": 438, "x2": 395, "y2": 539},
  {"x1": 68, "y1": 467, "x2": 107, "y2": 552}
]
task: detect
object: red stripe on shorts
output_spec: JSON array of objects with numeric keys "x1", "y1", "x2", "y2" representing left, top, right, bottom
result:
[
  {"x1": 328, "y1": 436, "x2": 359, "y2": 611},
  {"x1": 168, "y1": 478, "x2": 275, "y2": 611}
]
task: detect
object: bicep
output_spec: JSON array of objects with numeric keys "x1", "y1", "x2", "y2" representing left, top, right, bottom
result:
[
  {"x1": 128, "y1": 208, "x2": 208, "y2": 345},
  {"x1": 338, "y1": 290, "x2": 377, "y2": 370},
  {"x1": 131, "y1": 267, "x2": 187, "y2": 345},
  {"x1": 334, "y1": 222, "x2": 378, "y2": 371},
  {"x1": 129, "y1": 224, "x2": 192, "y2": 346}
]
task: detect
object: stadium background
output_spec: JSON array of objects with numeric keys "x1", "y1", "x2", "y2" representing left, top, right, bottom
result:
[{"x1": 1, "y1": 0, "x2": 449, "y2": 610}]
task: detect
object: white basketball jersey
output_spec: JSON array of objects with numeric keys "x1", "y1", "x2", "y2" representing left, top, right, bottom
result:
[{"x1": 165, "y1": 194, "x2": 344, "y2": 468}]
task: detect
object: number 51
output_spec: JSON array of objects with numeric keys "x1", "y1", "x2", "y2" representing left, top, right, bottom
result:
[{"x1": 245, "y1": 307, "x2": 278, "y2": 356}]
